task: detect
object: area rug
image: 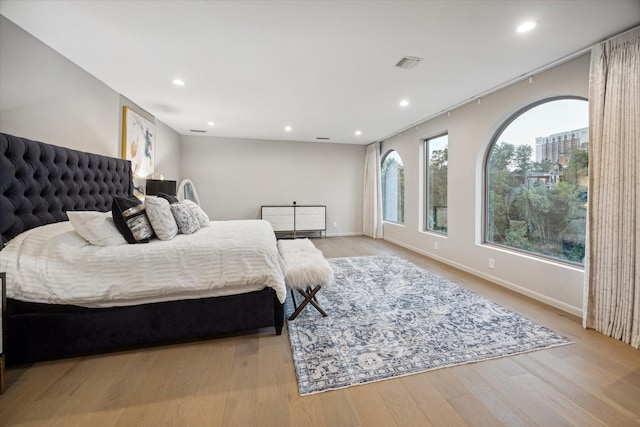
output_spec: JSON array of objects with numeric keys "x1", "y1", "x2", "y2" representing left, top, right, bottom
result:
[{"x1": 285, "y1": 255, "x2": 573, "y2": 395}]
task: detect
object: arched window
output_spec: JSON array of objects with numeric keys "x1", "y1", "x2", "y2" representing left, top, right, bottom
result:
[
  {"x1": 485, "y1": 97, "x2": 589, "y2": 264},
  {"x1": 425, "y1": 134, "x2": 448, "y2": 234},
  {"x1": 382, "y1": 150, "x2": 404, "y2": 224}
]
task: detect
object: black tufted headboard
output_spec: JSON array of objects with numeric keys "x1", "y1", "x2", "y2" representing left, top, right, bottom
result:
[{"x1": 0, "y1": 133, "x2": 133, "y2": 247}]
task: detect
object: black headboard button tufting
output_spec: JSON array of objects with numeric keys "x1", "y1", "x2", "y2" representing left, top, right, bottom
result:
[{"x1": 0, "y1": 133, "x2": 133, "y2": 248}]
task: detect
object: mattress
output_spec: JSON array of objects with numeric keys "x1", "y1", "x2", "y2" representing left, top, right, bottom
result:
[{"x1": 0, "y1": 219, "x2": 287, "y2": 307}]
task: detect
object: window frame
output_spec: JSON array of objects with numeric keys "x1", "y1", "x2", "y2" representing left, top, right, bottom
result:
[
  {"x1": 424, "y1": 133, "x2": 448, "y2": 235},
  {"x1": 482, "y1": 95, "x2": 588, "y2": 267},
  {"x1": 381, "y1": 149, "x2": 405, "y2": 225}
]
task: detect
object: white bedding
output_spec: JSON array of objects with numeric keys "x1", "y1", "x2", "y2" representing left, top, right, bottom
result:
[{"x1": 0, "y1": 219, "x2": 287, "y2": 307}]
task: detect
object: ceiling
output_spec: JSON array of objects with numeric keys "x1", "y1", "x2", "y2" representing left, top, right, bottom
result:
[{"x1": 1, "y1": 1, "x2": 639, "y2": 145}]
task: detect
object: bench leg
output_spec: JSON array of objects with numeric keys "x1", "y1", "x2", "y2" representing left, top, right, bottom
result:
[
  {"x1": 288, "y1": 286, "x2": 326, "y2": 320},
  {"x1": 304, "y1": 287, "x2": 328, "y2": 317}
]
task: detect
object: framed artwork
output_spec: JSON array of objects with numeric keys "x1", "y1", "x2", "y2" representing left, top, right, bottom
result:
[{"x1": 122, "y1": 106, "x2": 155, "y2": 179}]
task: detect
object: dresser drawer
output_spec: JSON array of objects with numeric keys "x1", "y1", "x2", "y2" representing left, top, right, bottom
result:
[
  {"x1": 261, "y1": 206, "x2": 295, "y2": 231},
  {"x1": 295, "y1": 206, "x2": 326, "y2": 230}
]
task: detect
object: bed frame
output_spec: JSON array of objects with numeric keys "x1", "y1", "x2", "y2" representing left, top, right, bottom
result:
[{"x1": 0, "y1": 133, "x2": 284, "y2": 365}]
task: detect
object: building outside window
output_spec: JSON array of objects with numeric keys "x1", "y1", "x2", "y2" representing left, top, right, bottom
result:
[
  {"x1": 425, "y1": 134, "x2": 448, "y2": 233},
  {"x1": 485, "y1": 97, "x2": 589, "y2": 264},
  {"x1": 382, "y1": 150, "x2": 404, "y2": 223}
]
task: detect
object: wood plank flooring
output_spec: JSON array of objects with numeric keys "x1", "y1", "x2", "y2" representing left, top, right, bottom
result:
[{"x1": 1, "y1": 236, "x2": 639, "y2": 426}]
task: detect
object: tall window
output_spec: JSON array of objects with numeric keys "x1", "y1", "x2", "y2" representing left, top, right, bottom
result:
[
  {"x1": 382, "y1": 150, "x2": 404, "y2": 223},
  {"x1": 425, "y1": 134, "x2": 448, "y2": 233},
  {"x1": 485, "y1": 97, "x2": 589, "y2": 264}
]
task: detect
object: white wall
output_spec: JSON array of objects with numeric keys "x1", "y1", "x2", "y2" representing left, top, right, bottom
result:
[
  {"x1": 0, "y1": 15, "x2": 180, "y2": 178},
  {"x1": 155, "y1": 120, "x2": 181, "y2": 181},
  {"x1": 181, "y1": 135, "x2": 365, "y2": 236},
  {"x1": 382, "y1": 54, "x2": 591, "y2": 316}
]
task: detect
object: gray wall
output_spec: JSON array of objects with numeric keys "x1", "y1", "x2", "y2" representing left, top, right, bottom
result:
[
  {"x1": 381, "y1": 54, "x2": 591, "y2": 316},
  {"x1": 180, "y1": 135, "x2": 365, "y2": 236},
  {"x1": 0, "y1": 15, "x2": 180, "y2": 180}
]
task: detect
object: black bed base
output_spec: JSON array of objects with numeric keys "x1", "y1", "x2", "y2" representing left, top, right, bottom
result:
[{"x1": 6, "y1": 288, "x2": 284, "y2": 366}]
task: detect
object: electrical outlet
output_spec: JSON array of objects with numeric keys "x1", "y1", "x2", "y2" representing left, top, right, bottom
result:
[
  {"x1": 434, "y1": 241, "x2": 439, "y2": 250},
  {"x1": 333, "y1": 222, "x2": 337, "y2": 228},
  {"x1": 489, "y1": 258, "x2": 495, "y2": 269}
]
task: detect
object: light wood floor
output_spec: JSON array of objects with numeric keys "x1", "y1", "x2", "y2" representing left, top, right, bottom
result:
[{"x1": 1, "y1": 236, "x2": 639, "y2": 426}]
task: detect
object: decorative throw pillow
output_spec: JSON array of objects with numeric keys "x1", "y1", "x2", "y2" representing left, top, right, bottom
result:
[
  {"x1": 157, "y1": 192, "x2": 179, "y2": 204},
  {"x1": 180, "y1": 200, "x2": 209, "y2": 227},
  {"x1": 170, "y1": 203, "x2": 201, "y2": 235},
  {"x1": 67, "y1": 211, "x2": 127, "y2": 246},
  {"x1": 144, "y1": 196, "x2": 178, "y2": 241},
  {"x1": 112, "y1": 196, "x2": 154, "y2": 244}
]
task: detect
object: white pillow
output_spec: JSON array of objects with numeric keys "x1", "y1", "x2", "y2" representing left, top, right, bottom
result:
[
  {"x1": 144, "y1": 196, "x2": 178, "y2": 240},
  {"x1": 180, "y1": 200, "x2": 209, "y2": 227},
  {"x1": 170, "y1": 203, "x2": 201, "y2": 235},
  {"x1": 67, "y1": 211, "x2": 127, "y2": 246}
]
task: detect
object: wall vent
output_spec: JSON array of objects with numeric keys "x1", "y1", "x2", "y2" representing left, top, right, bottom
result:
[{"x1": 395, "y1": 56, "x2": 423, "y2": 70}]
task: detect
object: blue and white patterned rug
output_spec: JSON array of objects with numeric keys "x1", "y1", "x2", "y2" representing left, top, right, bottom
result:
[{"x1": 285, "y1": 255, "x2": 573, "y2": 395}]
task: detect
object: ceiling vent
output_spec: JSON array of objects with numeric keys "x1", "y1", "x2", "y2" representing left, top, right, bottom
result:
[
  {"x1": 190, "y1": 129, "x2": 207, "y2": 133},
  {"x1": 316, "y1": 137, "x2": 331, "y2": 140},
  {"x1": 395, "y1": 56, "x2": 423, "y2": 70}
]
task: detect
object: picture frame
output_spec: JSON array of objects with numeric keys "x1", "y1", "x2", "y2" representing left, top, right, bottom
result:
[{"x1": 121, "y1": 106, "x2": 155, "y2": 179}]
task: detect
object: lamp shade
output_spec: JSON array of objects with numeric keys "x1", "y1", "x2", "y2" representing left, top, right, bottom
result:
[{"x1": 145, "y1": 179, "x2": 177, "y2": 196}]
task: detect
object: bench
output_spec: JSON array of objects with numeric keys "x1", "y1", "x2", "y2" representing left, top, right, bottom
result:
[{"x1": 277, "y1": 239, "x2": 334, "y2": 320}]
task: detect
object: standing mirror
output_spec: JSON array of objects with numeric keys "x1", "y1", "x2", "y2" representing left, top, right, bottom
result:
[{"x1": 177, "y1": 179, "x2": 201, "y2": 205}]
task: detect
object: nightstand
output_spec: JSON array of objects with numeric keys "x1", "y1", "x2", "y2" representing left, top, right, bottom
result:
[{"x1": 1, "y1": 272, "x2": 5, "y2": 394}]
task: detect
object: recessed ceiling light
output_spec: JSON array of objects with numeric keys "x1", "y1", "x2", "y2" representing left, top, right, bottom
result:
[
  {"x1": 172, "y1": 78, "x2": 186, "y2": 86},
  {"x1": 207, "y1": 121, "x2": 215, "y2": 126},
  {"x1": 517, "y1": 21, "x2": 536, "y2": 33},
  {"x1": 400, "y1": 99, "x2": 409, "y2": 107},
  {"x1": 355, "y1": 130, "x2": 362, "y2": 136},
  {"x1": 285, "y1": 126, "x2": 292, "y2": 132}
]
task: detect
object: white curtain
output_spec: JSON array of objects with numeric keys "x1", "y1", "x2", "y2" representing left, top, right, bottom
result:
[
  {"x1": 363, "y1": 142, "x2": 383, "y2": 238},
  {"x1": 583, "y1": 27, "x2": 640, "y2": 349}
]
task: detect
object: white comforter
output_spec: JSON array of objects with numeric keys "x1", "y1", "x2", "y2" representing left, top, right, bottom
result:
[{"x1": 0, "y1": 220, "x2": 287, "y2": 307}]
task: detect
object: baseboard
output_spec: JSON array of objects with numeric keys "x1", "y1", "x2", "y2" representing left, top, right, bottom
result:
[
  {"x1": 276, "y1": 231, "x2": 362, "y2": 239},
  {"x1": 384, "y1": 237, "x2": 583, "y2": 318},
  {"x1": 325, "y1": 232, "x2": 363, "y2": 237}
]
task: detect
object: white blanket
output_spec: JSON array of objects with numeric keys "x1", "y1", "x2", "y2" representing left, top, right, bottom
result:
[{"x1": 0, "y1": 219, "x2": 287, "y2": 307}]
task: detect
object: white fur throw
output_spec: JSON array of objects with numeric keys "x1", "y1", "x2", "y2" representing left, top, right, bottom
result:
[{"x1": 277, "y1": 239, "x2": 334, "y2": 289}]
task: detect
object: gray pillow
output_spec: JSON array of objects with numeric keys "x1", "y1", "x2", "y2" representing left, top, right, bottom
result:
[
  {"x1": 181, "y1": 200, "x2": 209, "y2": 227},
  {"x1": 170, "y1": 203, "x2": 200, "y2": 235}
]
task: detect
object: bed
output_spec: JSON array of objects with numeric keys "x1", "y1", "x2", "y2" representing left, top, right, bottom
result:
[{"x1": 0, "y1": 133, "x2": 286, "y2": 365}]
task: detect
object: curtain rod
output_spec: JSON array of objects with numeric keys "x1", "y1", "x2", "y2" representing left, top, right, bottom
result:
[{"x1": 376, "y1": 24, "x2": 640, "y2": 145}]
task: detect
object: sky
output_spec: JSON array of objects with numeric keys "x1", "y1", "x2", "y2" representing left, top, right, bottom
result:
[
  {"x1": 427, "y1": 134, "x2": 448, "y2": 157},
  {"x1": 497, "y1": 99, "x2": 589, "y2": 149}
]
